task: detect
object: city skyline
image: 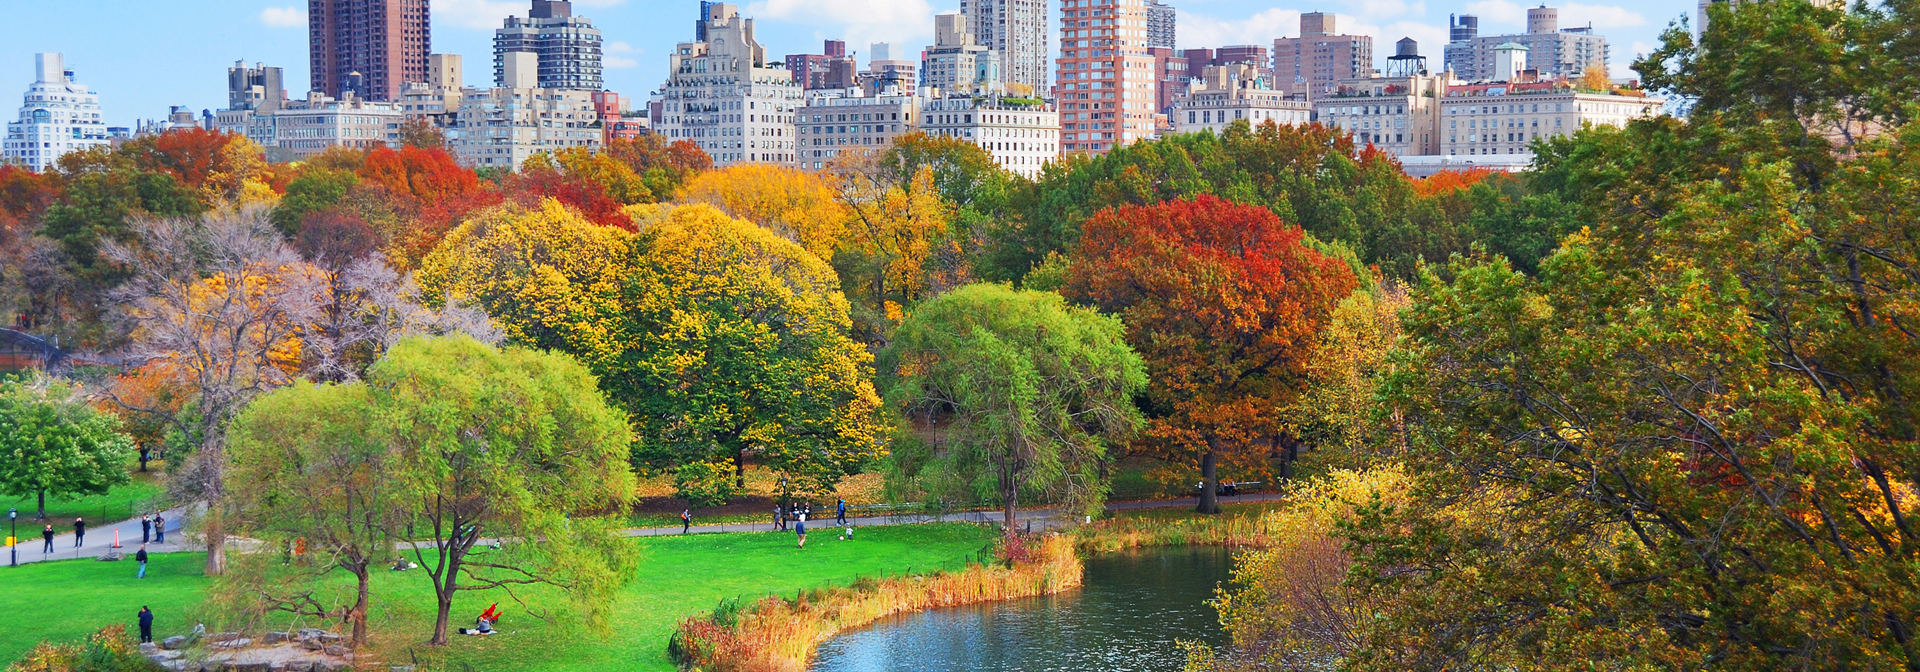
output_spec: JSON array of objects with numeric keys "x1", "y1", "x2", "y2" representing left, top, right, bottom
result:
[{"x1": 3, "y1": 0, "x2": 1680, "y2": 128}]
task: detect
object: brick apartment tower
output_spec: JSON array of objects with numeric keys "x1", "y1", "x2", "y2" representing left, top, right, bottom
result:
[
  {"x1": 310, "y1": 0, "x2": 431, "y2": 101},
  {"x1": 1057, "y1": 0, "x2": 1156, "y2": 155}
]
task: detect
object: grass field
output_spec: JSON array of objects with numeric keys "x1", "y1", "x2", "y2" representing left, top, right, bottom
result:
[
  {"x1": 0, "y1": 523, "x2": 998, "y2": 671},
  {"x1": 1, "y1": 471, "x2": 166, "y2": 527}
]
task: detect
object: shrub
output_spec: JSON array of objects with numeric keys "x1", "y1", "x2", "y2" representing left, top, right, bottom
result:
[{"x1": 7, "y1": 625, "x2": 160, "y2": 672}]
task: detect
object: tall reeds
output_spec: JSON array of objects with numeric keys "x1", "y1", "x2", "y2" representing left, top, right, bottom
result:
[
  {"x1": 1072, "y1": 510, "x2": 1274, "y2": 553},
  {"x1": 669, "y1": 533, "x2": 1083, "y2": 672}
]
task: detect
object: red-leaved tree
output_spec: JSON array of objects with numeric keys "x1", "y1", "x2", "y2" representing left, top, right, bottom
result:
[
  {"x1": 358, "y1": 146, "x2": 479, "y2": 205},
  {"x1": 1064, "y1": 195, "x2": 1357, "y2": 513}
]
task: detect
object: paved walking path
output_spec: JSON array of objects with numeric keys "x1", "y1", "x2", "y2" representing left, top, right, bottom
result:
[
  {"x1": 6, "y1": 506, "x2": 192, "y2": 567},
  {"x1": 624, "y1": 492, "x2": 1289, "y2": 537},
  {"x1": 4, "y1": 494, "x2": 1288, "y2": 565}
]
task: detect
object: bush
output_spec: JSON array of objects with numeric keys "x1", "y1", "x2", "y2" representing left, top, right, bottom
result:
[{"x1": 7, "y1": 626, "x2": 159, "y2": 672}]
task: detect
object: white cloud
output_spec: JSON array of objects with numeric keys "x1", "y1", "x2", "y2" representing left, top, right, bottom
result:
[
  {"x1": 573, "y1": 0, "x2": 627, "y2": 6},
  {"x1": 433, "y1": 0, "x2": 521, "y2": 30},
  {"x1": 606, "y1": 56, "x2": 641, "y2": 68},
  {"x1": 607, "y1": 41, "x2": 638, "y2": 54},
  {"x1": 745, "y1": 0, "x2": 939, "y2": 54},
  {"x1": 259, "y1": 6, "x2": 307, "y2": 28},
  {"x1": 1178, "y1": 8, "x2": 1300, "y2": 48}
]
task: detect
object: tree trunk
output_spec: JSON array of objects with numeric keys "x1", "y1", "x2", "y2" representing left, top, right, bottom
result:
[
  {"x1": 205, "y1": 529, "x2": 227, "y2": 575},
  {"x1": 350, "y1": 570, "x2": 371, "y2": 647},
  {"x1": 1198, "y1": 440, "x2": 1221, "y2": 515},
  {"x1": 1004, "y1": 496, "x2": 1018, "y2": 532},
  {"x1": 432, "y1": 588, "x2": 454, "y2": 646},
  {"x1": 36, "y1": 490, "x2": 45, "y2": 520},
  {"x1": 735, "y1": 448, "x2": 747, "y2": 490}
]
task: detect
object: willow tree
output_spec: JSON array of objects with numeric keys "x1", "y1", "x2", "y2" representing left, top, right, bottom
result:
[{"x1": 880, "y1": 283, "x2": 1146, "y2": 528}]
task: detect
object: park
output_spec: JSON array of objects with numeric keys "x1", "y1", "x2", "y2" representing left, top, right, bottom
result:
[{"x1": 4, "y1": 4, "x2": 1920, "y2": 668}]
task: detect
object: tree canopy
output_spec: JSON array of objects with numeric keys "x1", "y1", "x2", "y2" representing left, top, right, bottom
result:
[{"x1": 0, "y1": 375, "x2": 134, "y2": 520}]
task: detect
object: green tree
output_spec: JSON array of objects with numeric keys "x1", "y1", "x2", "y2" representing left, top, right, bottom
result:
[
  {"x1": 879, "y1": 284, "x2": 1145, "y2": 528},
  {"x1": 0, "y1": 375, "x2": 134, "y2": 520},
  {"x1": 223, "y1": 381, "x2": 400, "y2": 647},
  {"x1": 270, "y1": 168, "x2": 358, "y2": 235},
  {"x1": 370, "y1": 336, "x2": 638, "y2": 645}
]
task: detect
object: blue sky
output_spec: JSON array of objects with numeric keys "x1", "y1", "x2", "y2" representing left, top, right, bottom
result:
[{"x1": 3, "y1": 0, "x2": 1691, "y2": 127}]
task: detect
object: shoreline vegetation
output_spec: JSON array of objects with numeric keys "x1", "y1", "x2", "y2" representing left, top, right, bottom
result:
[
  {"x1": 667, "y1": 495, "x2": 1306, "y2": 672},
  {"x1": 669, "y1": 534, "x2": 1082, "y2": 672}
]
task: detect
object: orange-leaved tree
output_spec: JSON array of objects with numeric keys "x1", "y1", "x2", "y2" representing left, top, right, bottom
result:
[
  {"x1": 1065, "y1": 195, "x2": 1357, "y2": 513},
  {"x1": 358, "y1": 145, "x2": 480, "y2": 206}
]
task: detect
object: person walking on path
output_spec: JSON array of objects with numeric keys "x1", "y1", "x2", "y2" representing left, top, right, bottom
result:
[
  {"x1": 73, "y1": 518, "x2": 85, "y2": 548},
  {"x1": 135, "y1": 545, "x2": 149, "y2": 578},
  {"x1": 137, "y1": 607, "x2": 153, "y2": 644},
  {"x1": 680, "y1": 508, "x2": 691, "y2": 535},
  {"x1": 41, "y1": 524, "x2": 54, "y2": 553},
  {"x1": 836, "y1": 499, "x2": 847, "y2": 526},
  {"x1": 795, "y1": 512, "x2": 808, "y2": 549},
  {"x1": 153, "y1": 514, "x2": 165, "y2": 544},
  {"x1": 140, "y1": 515, "x2": 152, "y2": 544}
]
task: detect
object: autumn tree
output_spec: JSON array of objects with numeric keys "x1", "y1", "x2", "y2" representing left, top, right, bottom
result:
[
  {"x1": 105, "y1": 206, "x2": 325, "y2": 574},
  {"x1": 1334, "y1": 3, "x2": 1920, "y2": 668},
  {"x1": 357, "y1": 146, "x2": 478, "y2": 206},
  {"x1": 0, "y1": 375, "x2": 135, "y2": 520},
  {"x1": 829, "y1": 155, "x2": 959, "y2": 342},
  {"x1": 371, "y1": 336, "x2": 637, "y2": 645},
  {"x1": 420, "y1": 202, "x2": 882, "y2": 505},
  {"x1": 604, "y1": 135, "x2": 711, "y2": 197},
  {"x1": 270, "y1": 168, "x2": 358, "y2": 235},
  {"x1": 1065, "y1": 195, "x2": 1357, "y2": 513},
  {"x1": 674, "y1": 164, "x2": 846, "y2": 259},
  {"x1": 524, "y1": 147, "x2": 653, "y2": 205},
  {"x1": 880, "y1": 283, "x2": 1145, "y2": 527}
]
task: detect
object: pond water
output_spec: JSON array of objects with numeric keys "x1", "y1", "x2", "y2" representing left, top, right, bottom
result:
[{"x1": 809, "y1": 546, "x2": 1233, "y2": 672}]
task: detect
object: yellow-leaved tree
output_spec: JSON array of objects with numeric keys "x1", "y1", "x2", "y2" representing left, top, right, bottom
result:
[
  {"x1": 420, "y1": 200, "x2": 883, "y2": 506},
  {"x1": 829, "y1": 156, "x2": 959, "y2": 342},
  {"x1": 674, "y1": 164, "x2": 848, "y2": 260}
]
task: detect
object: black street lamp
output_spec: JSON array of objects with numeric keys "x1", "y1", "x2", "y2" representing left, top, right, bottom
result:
[{"x1": 8, "y1": 508, "x2": 16, "y2": 568}]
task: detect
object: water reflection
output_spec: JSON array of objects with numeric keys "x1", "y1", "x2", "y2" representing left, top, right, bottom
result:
[{"x1": 810, "y1": 547, "x2": 1232, "y2": 672}]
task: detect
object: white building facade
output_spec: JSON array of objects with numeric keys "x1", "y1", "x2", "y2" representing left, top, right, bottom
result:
[
  {"x1": 1312, "y1": 71, "x2": 1450, "y2": 157},
  {"x1": 271, "y1": 94, "x2": 407, "y2": 159},
  {"x1": 1440, "y1": 82, "x2": 1663, "y2": 157},
  {"x1": 5, "y1": 54, "x2": 111, "y2": 171},
  {"x1": 796, "y1": 90, "x2": 920, "y2": 169},
  {"x1": 921, "y1": 97, "x2": 1058, "y2": 177},
  {"x1": 448, "y1": 86, "x2": 600, "y2": 170},
  {"x1": 654, "y1": 3, "x2": 801, "y2": 167}
]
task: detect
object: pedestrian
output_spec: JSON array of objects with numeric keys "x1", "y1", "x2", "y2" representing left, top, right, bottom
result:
[
  {"x1": 153, "y1": 513, "x2": 165, "y2": 544},
  {"x1": 680, "y1": 508, "x2": 691, "y2": 535},
  {"x1": 135, "y1": 545, "x2": 149, "y2": 579},
  {"x1": 73, "y1": 517, "x2": 85, "y2": 548},
  {"x1": 137, "y1": 606, "x2": 153, "y2": 644},
  {"x1": 836, "y1": 499, "x2": 847, "y2": 526},
  {"x1": 41, "y1": 524, "x2": 54, "y2": 553},
  {"x1": 141, "y1": 514, "x2": 152, "y2": 544},
  {"x1": 795, "y1": 512, "x2": 808, "y2": 549}
]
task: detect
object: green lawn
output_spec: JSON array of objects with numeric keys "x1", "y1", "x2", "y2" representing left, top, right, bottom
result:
[
  {"x1": 2, "y1": 472, "x2": 166, "y2": 527},
  {"x1": 1, "y1": 523, "x2": 998, "y2": 671}
]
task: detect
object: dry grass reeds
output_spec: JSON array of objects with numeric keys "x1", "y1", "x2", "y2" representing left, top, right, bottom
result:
[
  {"x1": 669, "y1": 533, "x2": 1083, "y2": 672},
  {"x1": 1073, "y1": 510, "x2": 1276, "y2": 553}
]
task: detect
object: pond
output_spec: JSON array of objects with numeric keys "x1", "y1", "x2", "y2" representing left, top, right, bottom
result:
[{"x1": 810, "y1": 546, "x2": 1233, "y2": 672}]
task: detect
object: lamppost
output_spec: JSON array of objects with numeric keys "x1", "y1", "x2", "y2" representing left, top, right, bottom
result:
[{"x1": 8, "y1": 508, "x2": 16, "y2": 568}]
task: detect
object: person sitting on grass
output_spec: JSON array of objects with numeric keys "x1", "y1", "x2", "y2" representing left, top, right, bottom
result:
[{"x1": 460, "y1": 603, "x2": 501, "y2": 635}]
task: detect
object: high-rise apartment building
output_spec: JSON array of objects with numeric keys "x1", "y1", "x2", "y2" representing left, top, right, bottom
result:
[
  {"x1": 309, "y1": 0, "x2": 431, "y2": 101},
  {"x1": 1148, "y1": 47, "x2": 1191, "y2": 117},
  {"x1": 1444, "y1": 6, "x2": 1608, "y2": 81},
  {"x1": 924, "y1": 13, "x2": 1002, "y2": 95},
  {"x1": 1313, "y1": 68, "x2": 1449, "y2": 157},
  {"x1": 4, "y1": 54, "x2": 110, "y2": 171},
  {"x1": 865, "y1": 43, "x2": 918, "y2": 94},
  {"x1": 785, "y1": 40, "x2": 857, "y2": 90},
  {"x1": 447, "y1": 57, "x2": 600, "y2": 170},
  {"x1": 229, "y1": 61, "x2": 286, "y2": 113},
  {"x1": 796, "y1": 90, "x2": 920, "y2": 168},
  {"x1": 1173, "y1": 63, "x2": 1311, "y2": 135},
  {"x1": 654, "y1": 3, "x2": 801, "y2": 166},
  {"x1": 1056, "y1": 0, "x2": 1157, "y2": 154},
  {"x1": 1272, "y1": 13, "x2": 1373, "y2": 98},
  {"x1": 1146, "y1": 0, "x2": 1176, "y2": 49},
  {"x1": 961, "y1": 0, "x2": 1051, "y2": 93},
  {"x1": 493, "y1": 0, "x2": 604, "y2": 91},
  {"x1": 921, "y1": 97, "x2": 1059, "y2": 177}
]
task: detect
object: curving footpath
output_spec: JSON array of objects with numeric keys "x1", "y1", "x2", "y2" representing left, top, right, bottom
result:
[{"x1": 5, "y1": 494, "x2": 1289, "y2": 565}]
